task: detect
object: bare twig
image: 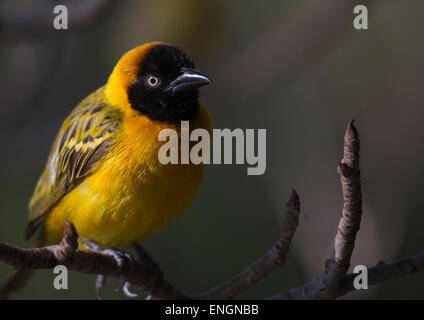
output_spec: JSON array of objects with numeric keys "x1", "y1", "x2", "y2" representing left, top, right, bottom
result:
[
  {"x1": 322, "y1": 120, "x2": 363, "y2": 295},
  {"x1": 341, "y1": 253, "x2": 424, "y2": 294},
  {"x1": 0, "y1": 191, "x2": 300, "y2": 300},
  {"x1": 0, "y1": 220, "x2": 186, "y2": 300},
  {"x1": 269, "y1": 120, "x2": 363, "y2": 299},
  {"x1": 267, "y1": 121, "x2": 424, "y2": 300},
  {"x1": 2, "y1": 120, "x2": 424, "y2": 299},
  {"x1": 272, "y1": 252, "x2": 424, "y2": 300},
  {"x1": 196, "y1": 189, "x2": 300, "y2": 300}
]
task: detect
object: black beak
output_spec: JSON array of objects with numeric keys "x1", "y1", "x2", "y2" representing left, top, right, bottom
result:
[{"x1": 166, "y1": 67, "x2": 212, "y2": 94}]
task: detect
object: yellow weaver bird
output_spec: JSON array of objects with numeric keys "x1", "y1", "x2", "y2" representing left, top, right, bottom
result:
[{"x1": 2, "y1": 42, "x2": 213, "y2": 298}]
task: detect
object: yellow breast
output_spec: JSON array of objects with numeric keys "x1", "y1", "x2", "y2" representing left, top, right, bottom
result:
[{"x1": 45, "y1": 105, "x2": 212, "y2": 248}]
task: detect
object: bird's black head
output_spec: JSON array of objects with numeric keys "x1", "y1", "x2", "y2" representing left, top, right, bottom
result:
[{"x1": 128, "y1": 44, "x2": 212, "y2": 123}]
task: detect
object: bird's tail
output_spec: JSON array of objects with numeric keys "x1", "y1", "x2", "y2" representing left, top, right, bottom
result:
[{"x1": 0, "y1": 236, "x2": 45, "y2": 299}]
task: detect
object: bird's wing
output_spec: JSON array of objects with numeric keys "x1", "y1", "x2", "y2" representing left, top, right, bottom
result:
[{"x1": 26, "y1": 87, "x2": 122, "y2": 240}]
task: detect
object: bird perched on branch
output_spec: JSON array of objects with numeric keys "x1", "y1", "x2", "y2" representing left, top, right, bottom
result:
[{"x1": 2, "y1": 42, "x2": 213, "y2": 298}]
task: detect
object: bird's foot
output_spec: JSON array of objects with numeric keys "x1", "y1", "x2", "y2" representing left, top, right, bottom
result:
[
  {"x1": 131, "y1": 243, "x2": 163, "y2": 300},
  {"x1": 81, "y1": 239, "x2": 138, "y2": 299},
  {"x1": 95, "y1": 274, "x2": 106, "y2": 300},
  {"x1": 145, "y1": 270, "x2": 163, "y2": 300}
]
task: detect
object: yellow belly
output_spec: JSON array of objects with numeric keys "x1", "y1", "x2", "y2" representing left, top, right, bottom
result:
[{"x1": 44, "y1": 105, "x2": 212, "y2": 248}]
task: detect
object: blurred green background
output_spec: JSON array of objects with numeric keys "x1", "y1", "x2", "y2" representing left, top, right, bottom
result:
[{"x1": 1, "y1": 0, "x2": 424, "y2": 299}]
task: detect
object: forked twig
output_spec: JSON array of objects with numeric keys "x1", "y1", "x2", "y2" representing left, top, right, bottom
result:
[{"x1": 1, "y1": 121, "x2": 424, "y2": 300}]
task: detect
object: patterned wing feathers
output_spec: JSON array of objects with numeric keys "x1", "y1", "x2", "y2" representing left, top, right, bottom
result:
[{"x1": 26, "y1": 88, "x2": 121, "y2": 239}]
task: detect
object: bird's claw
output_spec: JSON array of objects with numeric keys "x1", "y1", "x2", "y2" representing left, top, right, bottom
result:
[
  {"x1": 122, "y1": 282, "x2": 138, "y2": 298},
  {"x1": 82, "y1": 239, "x2": 137, "y2": 299},
  {"x1": 95, "y1": 274, "x2": 106, "y2": 300}
]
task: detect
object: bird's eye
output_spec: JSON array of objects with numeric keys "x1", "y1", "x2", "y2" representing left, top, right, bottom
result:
[{"x1": 146, "y1": 75, "x2": 161, "y2": 88}]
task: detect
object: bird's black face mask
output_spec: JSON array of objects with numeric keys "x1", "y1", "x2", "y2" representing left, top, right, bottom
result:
[{"x1": 128, "y1": 44, "x2": 212, "y2": 123}]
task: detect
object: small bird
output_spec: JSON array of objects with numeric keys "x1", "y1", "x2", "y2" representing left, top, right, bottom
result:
[{"x1": 2, "y1": 42, "x2": 213, "y2": 298}]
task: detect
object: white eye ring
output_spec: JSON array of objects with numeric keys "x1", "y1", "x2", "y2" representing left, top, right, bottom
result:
[{"x1": 146, "y1": 75, "x2": 161, "y2": 88}]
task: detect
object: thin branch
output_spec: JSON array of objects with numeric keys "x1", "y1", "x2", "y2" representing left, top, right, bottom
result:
[
  {"x1": 196, "y1": 189, "x2": 300, "y2": 300},
  {"x1": 342, "y1": 253, "x2": 424, "y2": 294},
  {"x1": 2, "y1": 120, "x2": 424, "y2": 300},
  {"x1": 269, "y1": 120, "x2": 363, "y2": 299},
  {"x1": 0, "y1": 220, "x2": 186, "y2": 300},
  {"x1": 321, "y1": 120, "x2": 363, "y2": 296},
  {"x1": 268, "y1": 121, "x2": 424, "y2": 300},
  {"x1": 271, "y1": 252, "x2": 424, "y2": 300}
]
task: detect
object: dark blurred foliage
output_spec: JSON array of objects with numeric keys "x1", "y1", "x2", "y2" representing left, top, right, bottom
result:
[{"x1": 1, "y1": 0, "x2": 424, "y2": 299}]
